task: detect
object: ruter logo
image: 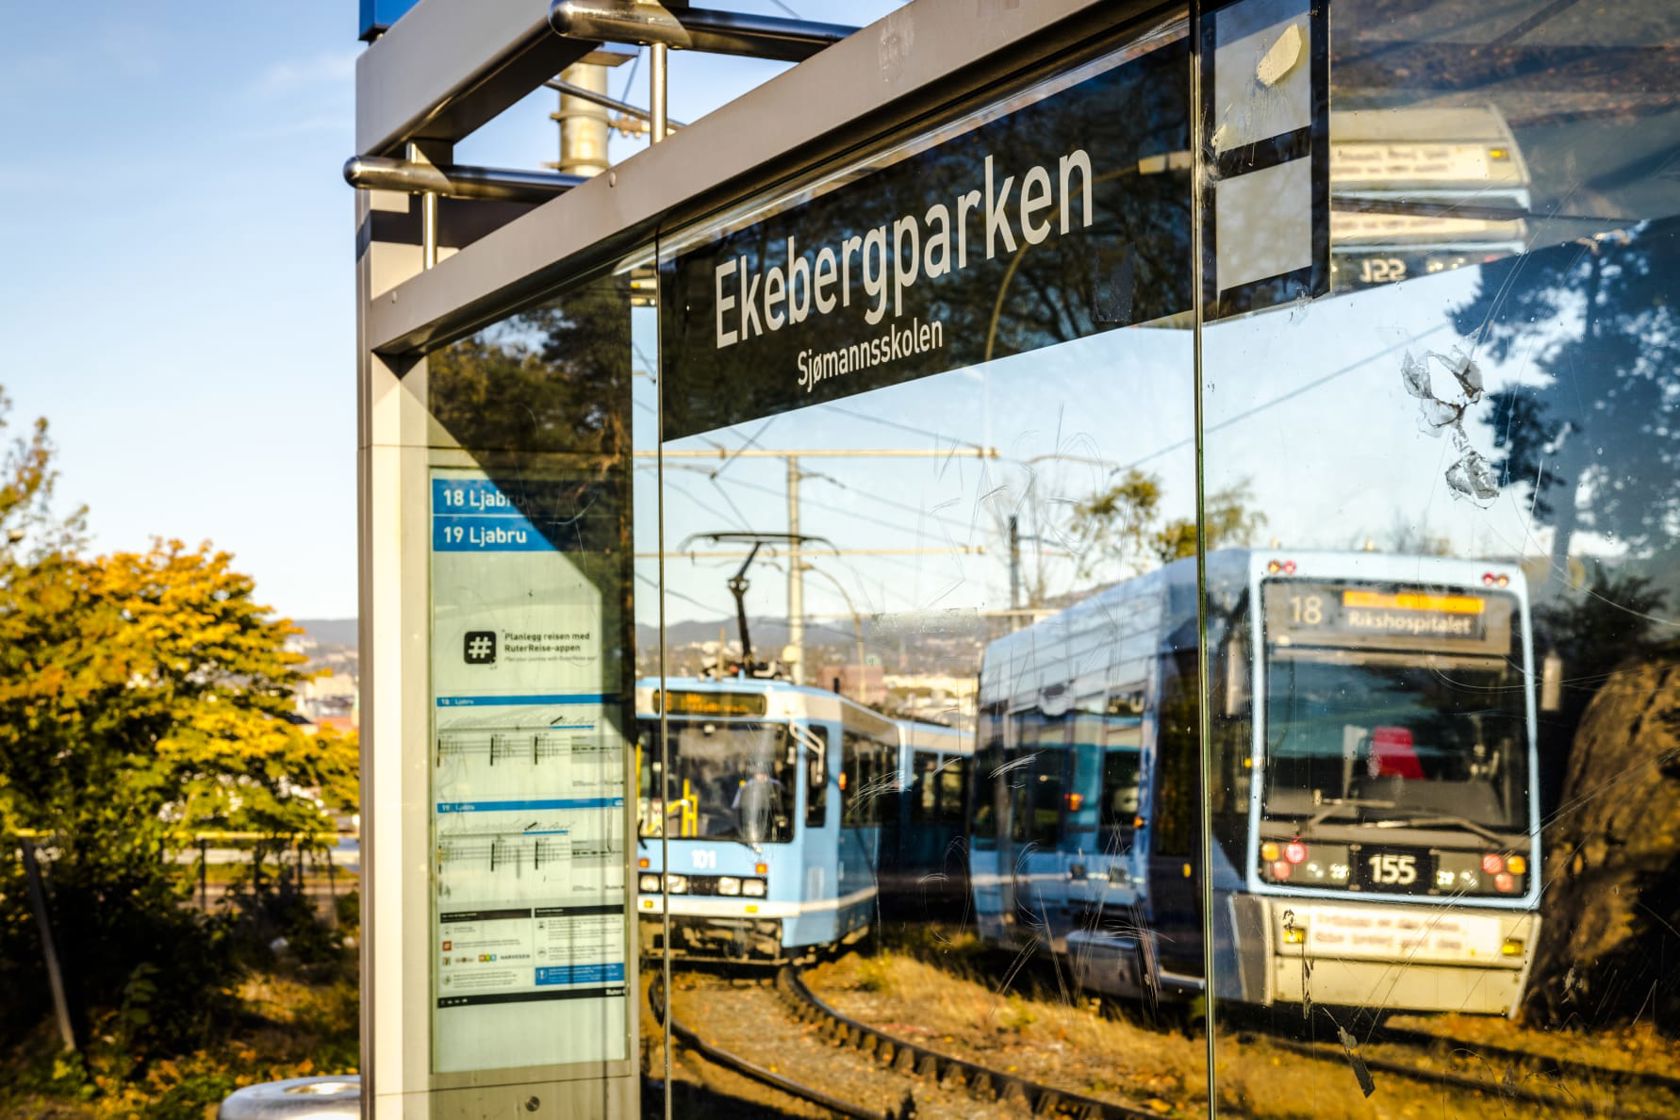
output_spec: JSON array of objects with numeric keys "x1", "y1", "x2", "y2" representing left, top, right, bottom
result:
[{"x1": 463, "y1": 631, "x2": 497, "y2": 665}]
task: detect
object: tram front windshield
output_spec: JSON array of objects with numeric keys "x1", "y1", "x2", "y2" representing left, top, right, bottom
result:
[
  {"x1": 637, "y1": 719, "x2": 794, "y2": 844},
  {"x1": 1260, "y1": 583, "x2": 1530, "y2": 836}
]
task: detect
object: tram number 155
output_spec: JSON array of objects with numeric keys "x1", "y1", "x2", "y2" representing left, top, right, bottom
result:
[{"x1": 1366, "y1": 852, "x2": 1419, "y2": 886}]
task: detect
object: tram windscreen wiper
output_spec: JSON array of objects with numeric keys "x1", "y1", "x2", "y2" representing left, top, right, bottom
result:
[
  {"x1": 1301, "y1": 797, "x2": 1397, "y2": 836},
  {"x1": 1369, "y1": 813, "x2": 1507, "y2": 846}
]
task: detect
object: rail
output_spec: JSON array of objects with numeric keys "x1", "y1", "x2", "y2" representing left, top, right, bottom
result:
[
  {"x1": 777, "y1": 966, "x2": 1163, "y2": 1120},
  {"x1": 1373, "y1": 1023, "x2": 1680, "y2": 1098},
  {"x1": 648, "y1": 973, "x2": 902, "y2": 1120},
  {"x1": 1272, "y1": 1033, "x2": 1680, "y2": 1118}
]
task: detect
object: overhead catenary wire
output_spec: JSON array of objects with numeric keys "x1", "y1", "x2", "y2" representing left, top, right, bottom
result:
[{"x1": 632, "y1": 570, "x2": 864, "y2": 647}]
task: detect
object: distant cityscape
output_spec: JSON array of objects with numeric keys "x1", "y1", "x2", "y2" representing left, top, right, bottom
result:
[
  {"x1": 288, "y1": 619, "x2": 359, "y2": 733},
  {"x1": 289, "y1": 610, "x2": 1008, "y2": 735}
]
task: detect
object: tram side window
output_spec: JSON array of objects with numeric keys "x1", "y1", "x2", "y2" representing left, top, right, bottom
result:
[
  {"x1": 805, "y1": 726, "x2": 829, "y2": 829},
  {"x1": 1012, "y1": 748, "x2": 1066, "y2": 847},
  {"x1": 1099, "y1": 750, "x2": 1142, "y2": 851},
  {"x1": 1209, "y1": 617, "x2": 1252, "y2": 856},
  {"x1": 841, "y1": 729, "x2": 889, "y2": 826},
  {"x1": 913, "y1": 756, "x2": 938, "y2": 821},
  {"x1": 970, "y1": 707, "x2": 1005, "y2": 848},
  {"x1": 938, "y1": 758, "x2": 966, "y2": 823},
  {"x1": 913, "y1": 756, "x2": 968, "y2": 824},
  {"x1": 1153, "y1": 648, "x2": 1201, "y2": 860}
]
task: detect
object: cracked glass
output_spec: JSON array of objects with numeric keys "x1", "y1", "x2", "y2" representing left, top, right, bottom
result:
[
  {"x1": 624, "y1": 2, "x2": 1680, "y2": 1117},
  {"x1": 1199, "y1": 0, "x2": 1680, "y2": 1114}
]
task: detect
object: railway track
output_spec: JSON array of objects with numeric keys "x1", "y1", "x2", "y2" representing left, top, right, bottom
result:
[
  {"x1": 656, "y1": 955, "x2": 1680, "y2": 1119},
  {"x1": 1270, "y1": 1027, "x2": 1680, "y2": 1118},
  {"x1": 775, "y1": 967, "x2": 1167, "y2": 1120},
  {"x1": 651, "y1": 968, "x2": 1173, "y2": 1120},
  {"x1": 824, "y1": 938, "x2": 1680, "y2": 1118},
  {"x1": 649, "y1": 973, "x2": 900, "y2": 1120},
  {"x1": 1373, "y1": 1022, "x2": 1680, "y2": 1099}
]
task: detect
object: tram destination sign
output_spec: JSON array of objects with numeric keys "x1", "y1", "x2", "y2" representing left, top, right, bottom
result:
[
  {"x1": 659, "y1": 2, "x2": 1328, "y2": 441},
  {"x1": 1263, "y1": 582, "x2": 1514, "y2": 656}
]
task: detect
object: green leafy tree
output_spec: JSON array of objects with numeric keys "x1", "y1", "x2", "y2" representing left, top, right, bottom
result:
[
  {"x1": 1149, "y1": 479, "x2": 1267, "y2": 565},
  {"x1": 1457, "y1": 220, "x2": 1680, "y2": 584},
  {"x1": 1068, "y1": 470, "x2": 1265, "y2": 578},
  {"x1": 0, "y1": 393, "x2": 355, "y2": 1071},
  {"x1": 1068, "y1": 468, "x2": 1163, "y2": 578}
]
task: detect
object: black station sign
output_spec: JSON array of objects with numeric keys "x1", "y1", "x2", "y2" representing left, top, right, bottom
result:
[
  {"x1": 658, "y1": 38, "x2": 1193, "y2": 441},
  {"x1": 657, "y1": 0, "x2": 1330, "y2": 442}
]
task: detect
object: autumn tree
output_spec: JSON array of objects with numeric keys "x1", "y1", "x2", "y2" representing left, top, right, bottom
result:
[
  {"x1": 1068, "y1": 469, "x2": 1266, "y2": 579},
  {"x1": 0, "y1": 393, "x2": 355, "y2": 1063},
  {"x1": 1458, "y1": 219, "x2": 1680, "y2": 589}
]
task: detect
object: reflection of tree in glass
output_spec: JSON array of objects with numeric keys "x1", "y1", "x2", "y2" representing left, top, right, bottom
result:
[
  {"x1": 426, "y1": 278, "x2": 633, "y2": 562},
  {"x1": 1455, "y1": 219, "x2": 1680, "y2": 585},
  {"x1": 1454, "y1": 222, "x2": 1680, "y2": 1029},
  {"x1": 429, "y1": 278, "x2": 631, "y2": 459},
  {"x1": 1067, "y1": 469, "x2": 1264, "y2": 579}
]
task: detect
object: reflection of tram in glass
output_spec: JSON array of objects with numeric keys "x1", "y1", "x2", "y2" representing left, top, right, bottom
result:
[
  {"x1": 969, "y1": 550, "x2": 1541, "y2": 1015},
  {"x1": 879, "y1": 719, "x2": 971, "y2": 915},
  {"x1": 633, "y1": 676, "x2": 968, "y2": 962},
  {"x1": 1331, "y1": 106, "x2": 1533, "y2": 290}
]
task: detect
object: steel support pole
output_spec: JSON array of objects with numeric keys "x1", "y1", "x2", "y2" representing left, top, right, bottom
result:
[
  {"x1": 786, "y1": 456, "x2": 804, "y2": 684},
  {"x1": 406, "y1": 143, "x2": 441, "y2": 270},
  {"x1": 19, "y1": 839, "x2": 75, "y2": 1053},
  {"x1": 649, "y1": 43, "x2": 668, "y2": 144},
  {"x1": 554, "y1": 62, "x2": 610, "y2": 177},
  {"x1": 549, "y1": 2, "x2": 855, "y2": 63}
]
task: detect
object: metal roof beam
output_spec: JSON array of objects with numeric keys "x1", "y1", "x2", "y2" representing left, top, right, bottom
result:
[
  {"x1": 355, "y1": 0, "x2": 603, "y2": 157},
  {"x1": 344, "y1": 156, "x2": 586, "y2": 202},
  {"x1": 550, "y1": 2, "x2": 857, "y2": 62}
]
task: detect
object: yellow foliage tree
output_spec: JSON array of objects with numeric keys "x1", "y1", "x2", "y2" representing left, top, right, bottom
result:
[{"x1": 0, "y1": 392, "x2": 357, "y2": 1058}]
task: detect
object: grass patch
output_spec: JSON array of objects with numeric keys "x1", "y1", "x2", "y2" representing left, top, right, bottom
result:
[{"x1": 0, "y1": 956, "x2": 357, "y2": 1120}]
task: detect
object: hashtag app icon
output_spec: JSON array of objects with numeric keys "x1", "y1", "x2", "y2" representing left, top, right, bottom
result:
[{"x1": 463, "y1": 631, "x2": 497, "y2": 664}]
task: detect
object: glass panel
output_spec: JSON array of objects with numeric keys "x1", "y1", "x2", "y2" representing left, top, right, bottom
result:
[
  {"x1": 1201, "y1": 1, "x2": 1680, "y2": 1114},
  {"x1": 647, "y1": 19, "x2": 1224, "y2": 1119},
  {"x1": 419, "y1": 270, "x2": 642, "y2": 1108}
]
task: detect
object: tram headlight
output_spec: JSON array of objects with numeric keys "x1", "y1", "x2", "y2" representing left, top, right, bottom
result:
[
  {"x1": 638, "y1": 874, "x2": 661, "y2": 893},
  {"x1": 742, "y1": 878, "x2": 767, "y2": 897},
  {"x1": 1506, "y1": 854, "x2": 1527, "y2": 876},
  {"x1": 665, "y1": 874, "x2": 688, "y2": 894},
  {"x1": 717, "y1": 876, "x2": 742, "y2": 896}
]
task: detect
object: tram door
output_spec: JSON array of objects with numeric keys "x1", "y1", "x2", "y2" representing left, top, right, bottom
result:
[
  {"x1": 1008, "y1": 711, "x2": 1073, "y2": 947},
  {"x1": 1145, "y1": 645, "x2": 1206, "y2": 982}
]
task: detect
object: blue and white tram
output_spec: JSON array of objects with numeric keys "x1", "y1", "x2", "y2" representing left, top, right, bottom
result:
[
  {"x1": 632, "y1": 676, "x2": 900, "y2": 963},
  {"x1": 969, "y1": 549, "x2": 1542, "y2": 1015}
]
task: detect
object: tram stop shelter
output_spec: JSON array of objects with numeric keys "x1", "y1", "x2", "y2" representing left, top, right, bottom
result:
[{"x1": 352, "y1": 0, "x2": 1680, "y2": 1117}]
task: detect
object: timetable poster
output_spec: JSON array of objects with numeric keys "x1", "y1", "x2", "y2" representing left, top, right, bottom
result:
[{"x1": 429, "y1": 467, "x2": 628, "y2": 1076}]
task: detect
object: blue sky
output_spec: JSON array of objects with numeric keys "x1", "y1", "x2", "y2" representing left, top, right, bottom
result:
[
  {"x1": 1, "y1": 1, "x2": 902, "y2": 621},
  {"x1": 2, "y1": 2, "x2": 1582, "y2": 632}
]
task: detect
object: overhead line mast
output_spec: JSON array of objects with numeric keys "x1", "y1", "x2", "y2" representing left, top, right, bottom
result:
[{"x1": 645, "y1": 445, "x2": 997, "y2": 678}]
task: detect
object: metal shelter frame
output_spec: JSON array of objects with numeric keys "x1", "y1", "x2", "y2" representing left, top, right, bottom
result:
[{"x1": 353, "y1": 2, "x2": 1182, "y2": 1117}]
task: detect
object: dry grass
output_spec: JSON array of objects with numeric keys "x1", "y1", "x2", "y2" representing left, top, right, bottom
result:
[
  {"x1": 807, "y1": 944, "x2": 1680, "y2": 1119},
  {"x1": 0, "y1": 966, "x2": 357, "y2": 1120}
]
